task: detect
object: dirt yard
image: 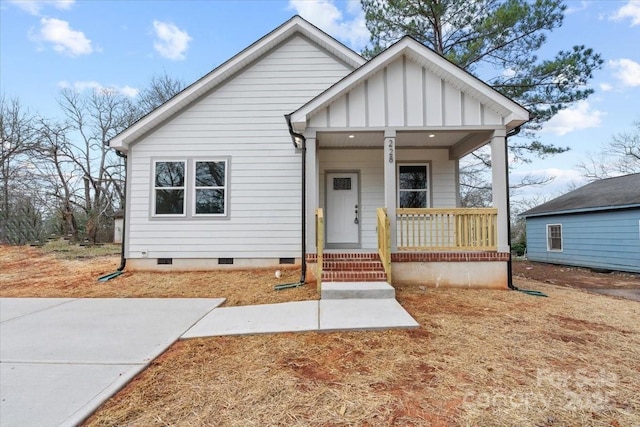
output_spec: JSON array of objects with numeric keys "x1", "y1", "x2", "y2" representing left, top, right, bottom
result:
[
  {"x1": 513, "y1": 260, "x2": 640, "y2": 302},
  {"x1": 2, "y1": 244, "x2": 639, "y2": 426}
]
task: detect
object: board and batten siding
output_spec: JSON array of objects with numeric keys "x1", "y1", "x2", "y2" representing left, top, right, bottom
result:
[
  {"x1": 127, "y1": 35, "x2": 353, "y2": 259},
  {"x1": 525, "y1": 209, "x2": 640, "y2": 273},
  {"x1": 309, "y1": 55, "x2": 504, "y2": 129},
  {"x1": 318, "y1": 148, "x2": 456, "y2": 249}
]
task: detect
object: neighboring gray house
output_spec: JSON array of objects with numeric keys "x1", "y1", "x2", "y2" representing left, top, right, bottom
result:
[
  {"x1": 109, "y1": 16, "x2": 530, "y2": 288},
  {"x1": 521, "y1": 174, "x2": 640, "y2": 273}
]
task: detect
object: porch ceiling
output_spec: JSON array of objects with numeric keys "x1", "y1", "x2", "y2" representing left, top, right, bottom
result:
[{"x1": 317, "y1": 130, "x2": 492, "y2": 156}]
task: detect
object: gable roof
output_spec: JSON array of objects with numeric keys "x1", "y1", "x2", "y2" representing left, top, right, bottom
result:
[
  {"x1": 110, "y1": 16, "x2": 365, "y2": 153},
  {"x1": 290, "y1": 36, "x2": 530, "y2": 133},
  {"x1": 521, "y1": 173, "x2": 640, "y2": 218}
]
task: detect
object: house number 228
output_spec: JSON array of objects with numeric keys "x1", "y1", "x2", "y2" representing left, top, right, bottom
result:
[{"x1": 388, "y1": 139, "x2": 394, "y2": 163}]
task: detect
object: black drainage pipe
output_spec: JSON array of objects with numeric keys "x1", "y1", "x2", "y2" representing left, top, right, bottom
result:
[
  {"x1": 275, "y1": 114, "x2": 307, "y2": 290},
  {"x1": 98, "y1": 151, "x2": 127, "y2": 282},
  {"x1": 504, "y1": 127, "x2": 547, "y2": 297}
]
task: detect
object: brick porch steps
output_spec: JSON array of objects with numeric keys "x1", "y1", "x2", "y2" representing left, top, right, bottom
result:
[{"x1": 307, "y1": 253, "x2": 388, "y2": 282}]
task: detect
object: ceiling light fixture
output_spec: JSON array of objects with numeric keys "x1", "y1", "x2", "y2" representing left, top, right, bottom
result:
[
  {"x1": 428, "y1": 134, "x2": 436, "y2": 138},
  {"x1": 348, "y1": 134, "x2": 355, "y2": 139}
]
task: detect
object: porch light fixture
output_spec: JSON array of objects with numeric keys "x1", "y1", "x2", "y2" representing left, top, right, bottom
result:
[
  {"x1": 348, "y1": 134, "x2": 355, "y2": 139},
  {"x1": 428, "y1": 134, "x2": 435, "y2": 138}
]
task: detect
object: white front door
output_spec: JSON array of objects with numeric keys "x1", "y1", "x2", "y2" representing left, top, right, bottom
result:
[{"x1": 326, "y1": 172, "x2": 359, "y2": 247}]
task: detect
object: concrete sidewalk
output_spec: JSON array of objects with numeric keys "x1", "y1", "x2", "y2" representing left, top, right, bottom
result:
[
  {"x1": 182, "y1": 298, "x2": 419, "y2": 338},
  {"x1": 0, "y1": 298, "x2": 225, "y2": 427},
  {"x1": 1, "y1": 295, "x2": 418, "y2": 427}
]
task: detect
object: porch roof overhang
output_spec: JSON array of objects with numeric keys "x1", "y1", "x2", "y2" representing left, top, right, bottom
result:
[
  {"x1": 289, "y1": 37, "x2": 530, "y2": 140},
  {"x1": 109, "y1": 16, "x2": 365, "y2": 154}
]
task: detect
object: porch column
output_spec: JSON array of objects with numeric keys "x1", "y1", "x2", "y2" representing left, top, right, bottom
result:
[
  {"x1": 305, "y1": 132, "x2": 319, "y2": 253},
  {"x1": 490, "y1": 129, "x2": 509, "y2": 253},
  {"x1": 384, "y1": 129, "x2": 397, "y2": 251}
]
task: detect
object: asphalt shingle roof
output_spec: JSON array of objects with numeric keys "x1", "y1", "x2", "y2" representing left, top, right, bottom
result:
[{"x1": 520, "y1": 173, "x2": 640, "y2": 217}]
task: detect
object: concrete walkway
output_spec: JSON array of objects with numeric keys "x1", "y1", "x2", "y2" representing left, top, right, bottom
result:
[
  {"x1": 0, "y1": 296, "x2": 418, "y2": 427},
  {"x1": 0, "y1": 298, "x2": 225, "y2": 427},
  {"x1": 183, "y1": 298, "x2": 419, "y2": 338}
]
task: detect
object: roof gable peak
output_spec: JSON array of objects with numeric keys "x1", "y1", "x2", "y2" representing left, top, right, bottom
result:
[
  {"x1": 291, "y1": 36, "x2": 530, "y2": 132},
  {"x1": 110, "y1": 15, "x2": 364, "y2": 152}
]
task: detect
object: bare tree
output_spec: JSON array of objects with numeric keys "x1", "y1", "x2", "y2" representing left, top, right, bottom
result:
[
  {"x1": 0, "y1": 73, "x2": 185, "y2": 245},
  {"x1": 459, "y1": 148, "x2": 553, "y2": 207},
  {"x1": 56, "y1": 88, "x2": 136, "y2": 242},
  {"x1": 32, "y1": 119, "x2": 83, "y2": 241},
  {"x1": 0, "y1": 96, "x2": 41, "y2": 243},
  {"x1": 136, "y1": 72, "x2": 185, "y2": 115},
  {"x1": 577, "y1": 121, "x2": 640, "y2": 180}
]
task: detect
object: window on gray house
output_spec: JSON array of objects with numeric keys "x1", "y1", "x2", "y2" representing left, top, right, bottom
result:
[
  {"x1": 155, "y1": 161, "x2": 185, "y2": 215},
  {"x1": 398, "y1": 164, "x2": 429, "y2": 208}
]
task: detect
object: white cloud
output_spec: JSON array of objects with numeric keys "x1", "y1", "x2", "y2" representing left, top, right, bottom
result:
[
  {"x1": 542, "y1": 101, "x2": 604, "y2": 136},
  {"x1": 511, "y1": 168, "x2": 587, "y2": 200},
  {"x1": 502, "y1": 68, "x2": 516, "y2": 78},
  {"x1": 58, "y1": 80, "x2": 139, "y2": 97},
  {"x1": 288, "y1": 0, "x2": 370, "y2": 51},
  {"x1": 610, "y1": 0, "x2": 640, "y2": 26},
  {"x1": 599, "y1": 83, "x2": 613, "y2": 92},
  {"x1": 609, "y1": 58, "x2": 640, "y2": 87},
  {"x1": 34, "y1": 17, "x2": 92, "y2": 56},
  {"x1": 9, "y1": 0, "x2": 74, "y2": 15},
  {"x1": 152, "y1": 20, "x2": 191, "y2": 61},
  {"x1": 566, "y1": 0, "x2": 588, "y2": 15}
]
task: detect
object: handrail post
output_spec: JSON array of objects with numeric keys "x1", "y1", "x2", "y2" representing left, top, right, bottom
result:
[
  {"x1": 316, "y1": 208, "x2": 323, "y2": 291},
  {"x1": 377, "y1": 208, "x2": 392, "y2": 284}
]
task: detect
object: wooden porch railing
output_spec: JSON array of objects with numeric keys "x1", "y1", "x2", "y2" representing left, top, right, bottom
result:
[
  {"x1": 376, "y1": 208, "x2": 392, "y2": 283},
  {"x1": 396, "y1": 208, "x2": 497, "y2": 251},
  {"x1": 315, "y1": 208, "x2": 324, "y2": 291}
]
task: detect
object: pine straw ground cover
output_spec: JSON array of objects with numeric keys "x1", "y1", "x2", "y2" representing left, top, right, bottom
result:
[
  {"x1": 0, "y1": 244, "x2": 315, "y2": 305},
  {"x1": 82, "y1": 281, "x2": 640, "y2": 427},
  {"x1": 1, "y1": 245, "x2": 639, "y2": 426}
]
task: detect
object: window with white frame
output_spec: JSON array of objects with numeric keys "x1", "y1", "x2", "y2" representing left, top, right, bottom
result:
[
  {"x1": 547, "y1": 224, "x2": 562, "y2": 251},
  {"x1": 194, "y1": 160, "x2": 227, "y2": 215},
  {"x1": 152, "y1": 159, "x2": 228, "y2": 217},
  {"x1": 398, "y1": 164, "x2": 429, "y2": 208},
  {"x1": 154, "y1": 161, "x2": 186, "y2": 215}
]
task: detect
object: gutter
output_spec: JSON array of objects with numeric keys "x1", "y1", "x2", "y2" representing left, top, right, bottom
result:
[
  {"x1": 505, "y1": 126, "x2": 518, "y2": 291},
  {"x1": 98, "y1": 150, "x2": 127, "y2": 282},
  {"x1": 275, "y1": 114, "x2": 307, "y2": 290},
  {"x1": 505, "y1": 127, "x2": 547, "y2": 297}
]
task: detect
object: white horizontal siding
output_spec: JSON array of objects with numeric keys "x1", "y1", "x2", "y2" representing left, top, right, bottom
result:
[
  {"x1": 127, "y1": 35, "x2": 352, "y2": 259},
  {"x1": 308, "y1": 55, "x2": 507, "y2": 129}
]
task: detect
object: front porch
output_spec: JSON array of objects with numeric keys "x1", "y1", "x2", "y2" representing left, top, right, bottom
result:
[
  {"x1": 287, "y1": 38, "x2": 529, "y2": 289},
  {"x1": 309, "y1": 207, "x2": 509, "y2": 289}
]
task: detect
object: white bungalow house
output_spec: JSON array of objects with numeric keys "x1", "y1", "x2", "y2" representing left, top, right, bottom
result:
[{"x1": 110, "y1": 16, "x2": 529, "y2": 288}]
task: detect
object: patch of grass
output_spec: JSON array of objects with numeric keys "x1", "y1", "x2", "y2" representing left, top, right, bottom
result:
[{"x1": 40, "y1": 240, "x2": 122, "y2": 259}]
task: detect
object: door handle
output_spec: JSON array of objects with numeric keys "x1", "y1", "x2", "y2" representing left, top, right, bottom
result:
[{"x1": 354, "y1": 204, "x2": 359, "y2": 224}]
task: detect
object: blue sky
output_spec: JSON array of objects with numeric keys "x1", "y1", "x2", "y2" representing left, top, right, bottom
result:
[{"x1": 1, "y1": 0, "x2": 639, "y2": 201}]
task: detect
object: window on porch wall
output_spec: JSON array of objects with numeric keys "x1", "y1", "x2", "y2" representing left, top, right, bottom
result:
[
  {"x1": 398, "y1": 164, "x2": 429, "y2": 208},
  {"x1": 396, "y1": 164, "x2": 455, "y2": 249}
]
